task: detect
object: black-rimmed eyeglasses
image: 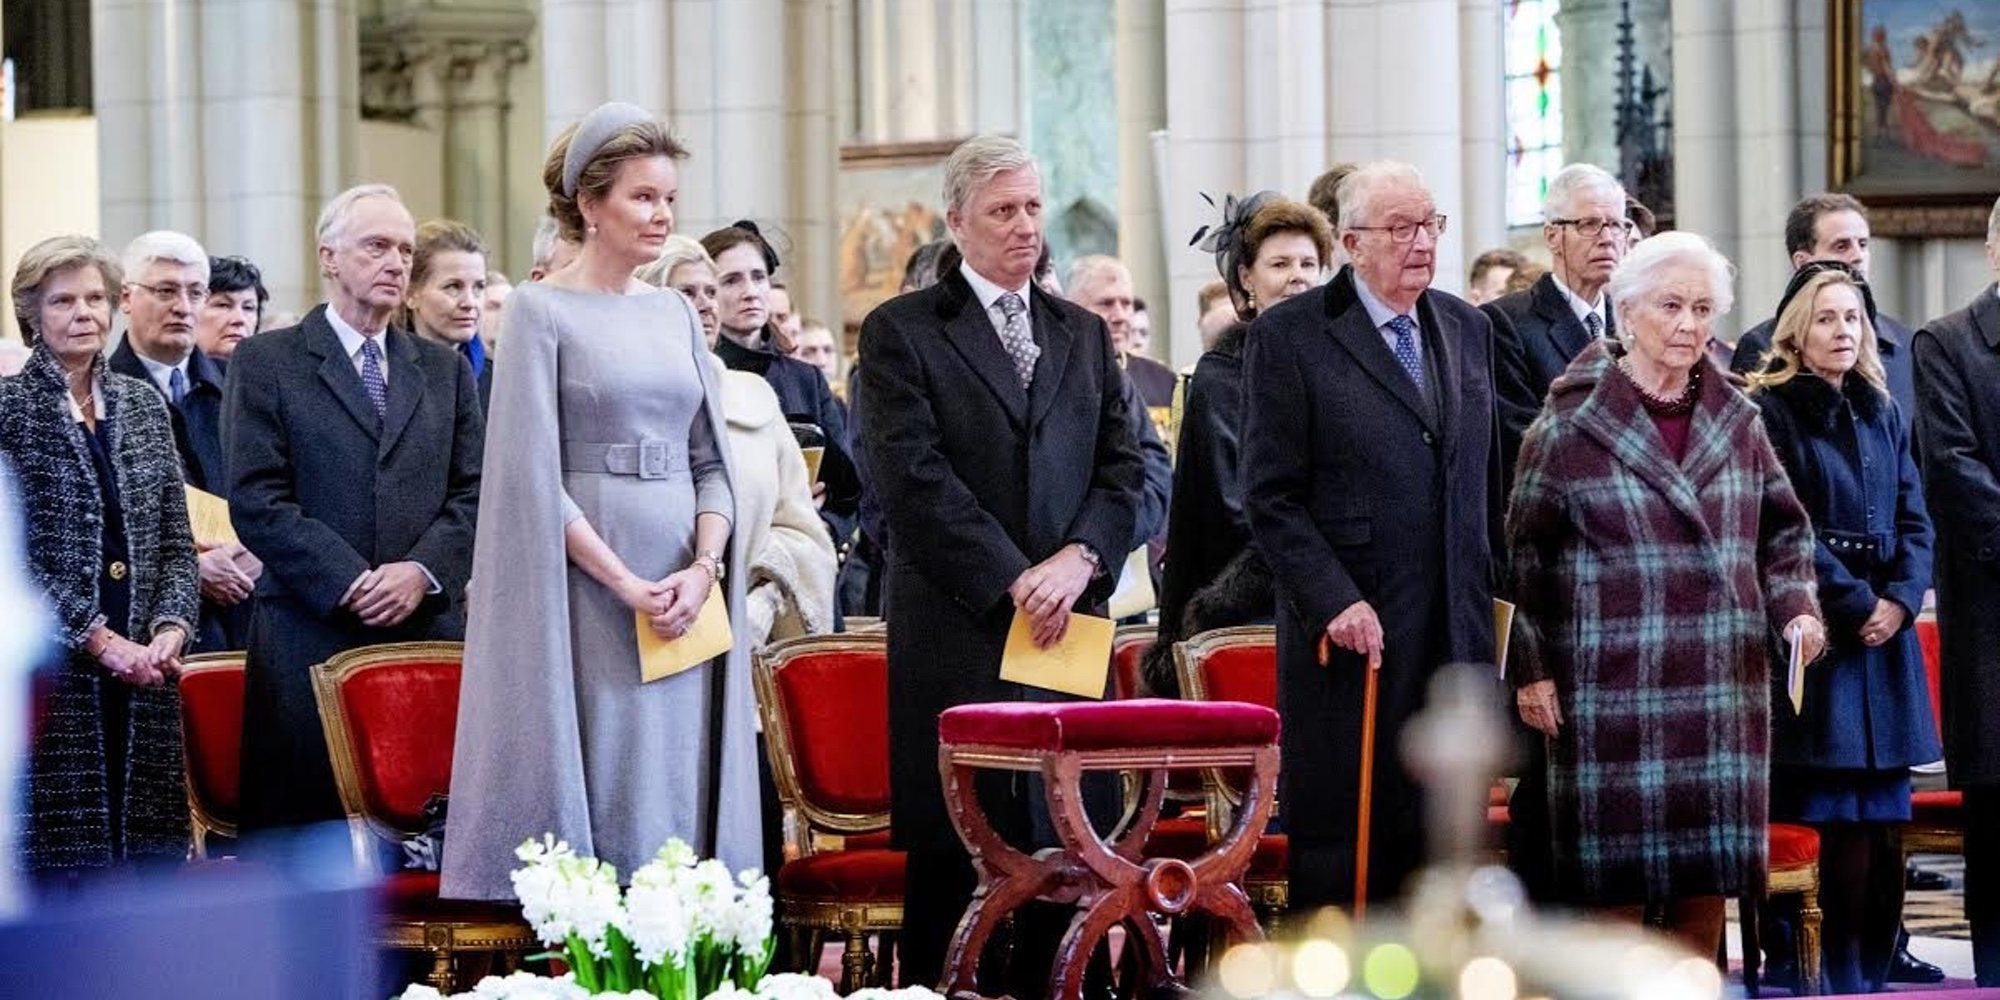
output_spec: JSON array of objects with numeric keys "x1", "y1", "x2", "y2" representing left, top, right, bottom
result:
[
  {"x1": 1349, "y1": 214, "x2": 1448, "y2": 245},
  {"x1": 1551, "y1": 217, "x2": 1636, "y2": 238}
]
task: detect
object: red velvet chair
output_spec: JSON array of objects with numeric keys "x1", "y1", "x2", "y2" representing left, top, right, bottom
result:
[
  {"x1": 1173, "y1": 626, "x2": 1288, "y2": 915},
  {"x1": 1111, "y1": 624, "x2": 1156, "y2": 702},
  {"x1": 310, "y1": 641, "x2": 535, "y2": 992},
  {"x1": 1741, "y1": 823, "x2": 1824, "y2": 997},
  {"x1": 752, "y1": 632, "x2": 901, "y2": 992},
  {"x1": 178, "y1": 652, "x2": 246, "y2": 859},
  {"x1": 1908, "y1": 615, "x2": 1964, "y2": 855}
]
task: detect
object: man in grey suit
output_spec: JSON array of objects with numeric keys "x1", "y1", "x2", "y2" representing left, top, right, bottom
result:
[
  {"x1": 856, "y1": 135, "x2": 1143, "y2": 993},
  {"x1": 1484, "y1": 163, "x2": 1630, "y2": 482},
  {"x1": 1242, "y1": 161, "x2": 1497, "y2": 911},
  {"x1": 224, "y1": 184, "x2": 483, "y2": 834}
]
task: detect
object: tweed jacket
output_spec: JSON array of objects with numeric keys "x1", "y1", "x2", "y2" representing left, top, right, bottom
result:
[
  {"x1": 0, "y1": 344, "x2": 197, "y2": 871},
  {"x1": 1506, "y1": 340, "x2": 1819, "y2": 903}
]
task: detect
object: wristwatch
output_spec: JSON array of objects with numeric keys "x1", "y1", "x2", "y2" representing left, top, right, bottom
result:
[
  {"x1": 695, "y1": 551, "x2": 726, "y2": 582},
  {"x1": 1073, "y1": 543, "x2": 1104, "y2": 577}
]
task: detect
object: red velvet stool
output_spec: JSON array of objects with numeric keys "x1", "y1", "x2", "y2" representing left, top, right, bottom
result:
[{"x1": 936, "y1": 699, "x2": 1280, "y2": 999}]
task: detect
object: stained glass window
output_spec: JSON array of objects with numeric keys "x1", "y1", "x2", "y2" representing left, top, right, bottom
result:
[{"x1": 1505, "y1": 0, "x2": 1563, "y2": 228}]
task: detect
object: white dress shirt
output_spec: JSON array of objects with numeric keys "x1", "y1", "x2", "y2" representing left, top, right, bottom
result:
[
  {"x1": 959, "y1": 261, "x2": 1035, "y2": 347},
  {"x1": 134, "y1": 349, "x2": 191, "y2": 402},
  {"x1": 1352, "y1": 275, "x2": 1424, "y2": 370},
  {"x1": 1552, "y1": 274, "x2": 1608, "y2": 332},
  {"x1": 325, "y1": 307, "x2": 391, "y2": 386}
]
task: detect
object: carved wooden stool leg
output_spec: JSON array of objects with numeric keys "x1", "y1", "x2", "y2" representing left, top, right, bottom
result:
[{"x1": 1796, "y1": 884, "x2": 1823, "y2": 996}]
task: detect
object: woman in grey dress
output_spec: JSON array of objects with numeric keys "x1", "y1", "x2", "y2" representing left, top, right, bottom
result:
[{"x1": 442, "y1": 103, "x2": 761, "y2": 900}]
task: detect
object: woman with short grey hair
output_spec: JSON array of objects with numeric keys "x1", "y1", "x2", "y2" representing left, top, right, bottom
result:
[
  {"x1": 1, "y1": 234, "x2": 196, "y2": 884},
  {"x1": 1506, "y1": 231, "x2": 1825, "y2": 955}
]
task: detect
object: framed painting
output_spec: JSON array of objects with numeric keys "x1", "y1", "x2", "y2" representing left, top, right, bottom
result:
[
  {"x1": 1830, "y1": 0, "x2": 2000, "y2": 236},
  {"x1": 836, "y1": 140, "x2": 960, "y2": 331}
]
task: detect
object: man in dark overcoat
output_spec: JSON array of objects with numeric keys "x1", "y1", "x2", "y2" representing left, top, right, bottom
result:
[
  {"x1": 1483, "y1": 162, "x2": 1628, "y2": 484},
  {"x1": 109, "y1": 231, "x2": 260, "y2": 653},
  {"x1": 1912, "y1": 201, "x2": 2000, "y2": 985},
  {"x1": 1242, "y1": 160, "x2": 1497, "y2": 910},
  {"x1": 855, "y1": 134, "x2": 1143, "y2": 993},
  {"x1": 223, "y1": 184, "x2": 483, "y2": 835}
]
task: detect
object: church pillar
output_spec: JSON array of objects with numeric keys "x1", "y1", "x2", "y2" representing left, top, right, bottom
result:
[
  {"x1": 359, "y1": 3, "x2": 534, "y2": 256},
  {"x1": 1115, "y1": 0, "x2": 1170, "y2": 350},
  {"x1": 93, "y1": 0, "x2": 361, "y2": 312},
  {"x1": 538, "y1": 0, "x2": 839, "y2": 332}
]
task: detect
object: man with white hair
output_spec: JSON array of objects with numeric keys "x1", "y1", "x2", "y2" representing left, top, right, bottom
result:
[
  {"x1": 1067, "y1": 254, "x2": 1176, "y2": 409},
  {"x1": 1483, "y1": 162, "x2": 1631, "y2": 481},
  {"x1": 857, "y1": 134, "x2": 1143, "y2": 991},
  {"x1": 1242, "y1": 160, "x2": 1498, "y2": 912},
  {"x1": 108, "y1": 230, "x2": 261, "y2": 652},
  {"x1": 224, "y1": 184, "x2": 484, "y2": 835},
  {"x1": 1913, "y1": 195, "x2": 2000, "y2": 986}
]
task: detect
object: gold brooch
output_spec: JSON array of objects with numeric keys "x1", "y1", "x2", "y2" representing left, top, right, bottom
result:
[{"x1": 107, "y1": 561, "x2": 128, "y2": 581}]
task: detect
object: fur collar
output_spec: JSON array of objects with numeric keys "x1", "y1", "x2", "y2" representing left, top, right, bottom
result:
[{"x1": 1766, "y1": 370, "x2": 1885, "y2": 430}]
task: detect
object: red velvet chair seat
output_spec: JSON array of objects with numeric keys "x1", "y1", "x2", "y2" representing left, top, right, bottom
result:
[
  {"x1": 772, "y1": 650, "x2": 890, "y2": 816},
  {"x1": 840, "y1": 829, "x2": 893, "y2": 851},
  {"x1": 337, "y1": 659, "x2": 464, "y2": 828},
  {"x1": 1769, "y1": 822, "x2": 1820, "y2": 869},
  {"x1": 938, "y1": 699, "x2": 1279, "y2": 752},
  {"x1": 382, "y1": 871, "x2": 527, "y2": 922},
  {"x1": 775, "y1": 848, "x2": 906, "y2": 902},
  {"x1": 1912, "y1": 788, "x2": 1963, "y2": 823}
]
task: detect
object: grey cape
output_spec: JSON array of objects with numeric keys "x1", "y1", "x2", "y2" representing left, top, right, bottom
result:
[{"x1": 441, "y1": 283, "x2": 761, "y2": 899}]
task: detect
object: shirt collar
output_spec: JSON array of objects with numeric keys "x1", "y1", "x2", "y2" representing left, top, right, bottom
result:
[
  {"x1": 1550, "y1": 273, "x2": 1606, "y2": 324},
  {"x1": 959, "y1": 261, "x2": 1033, "y2": 314},
  {"x1": 63, "y1": 372, "x2": 106, "y2": 422},
  {"x1": 325, "y1": 305, "x2": 386, "y2": 359},
  {"x1": 133, "y1": 348, "x2": 188, "y2": 390},
  {"x1": 1351, "y1": 275, "x2": 1414, "y2": 330}
]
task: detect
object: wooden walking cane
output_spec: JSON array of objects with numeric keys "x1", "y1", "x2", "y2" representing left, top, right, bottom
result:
[{"x1": 1321, "y1": 635, "x2": 1383, "y2": 922}]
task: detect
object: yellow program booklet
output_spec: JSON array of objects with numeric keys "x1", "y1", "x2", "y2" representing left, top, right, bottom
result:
[
  {"x1": 999, "y1": 609, "x2": 1114, "y2": 699},
  {"x1": 636, "y1": 582, "x2": 733, "y2": 683},
  {"x1": 184, "y1": 485, "x2": 239, "y2": 548}
]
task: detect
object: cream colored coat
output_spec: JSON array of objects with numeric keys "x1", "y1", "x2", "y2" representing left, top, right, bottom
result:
[{"x1": 713, "y1": 359, "x2": 838, "y2": 645}]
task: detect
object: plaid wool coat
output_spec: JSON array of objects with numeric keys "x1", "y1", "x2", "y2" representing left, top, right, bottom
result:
[{"x1": 1506, "y1": 341, "x2": 1819, "y2": 904}]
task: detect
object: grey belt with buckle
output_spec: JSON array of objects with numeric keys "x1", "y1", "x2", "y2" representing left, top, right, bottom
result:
[{"x1": 562, "y1": 439, "x2": 684, "y2": 479}]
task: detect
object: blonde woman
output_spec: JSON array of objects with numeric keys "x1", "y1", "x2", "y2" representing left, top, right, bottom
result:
[{"x1": 1749, "y1": 262, "x2": 1937, "y2": 993}]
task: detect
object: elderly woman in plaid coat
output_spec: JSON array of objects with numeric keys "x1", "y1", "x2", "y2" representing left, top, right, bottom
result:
[{"x1": 1506, "y1": 232, "x2": 1826, "y2": 957}]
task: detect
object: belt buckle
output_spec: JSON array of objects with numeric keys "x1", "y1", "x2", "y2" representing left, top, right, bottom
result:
[
  {"x1": 637, "y1": 440, "x2": 670, "y2": 480},
  {"x1": 107, "y1": 560, "x2": 128, "y2": 581}
]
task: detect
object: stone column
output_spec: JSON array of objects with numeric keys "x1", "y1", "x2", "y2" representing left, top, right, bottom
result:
[
  {"x1": 360, "y1": 3, "x2": 534, "y2": 256},
  {"x1": 1115, "y1": 0, "x2": 1170, "y2": 350},
  {"x1": 1668, "y1": 0, "x2": 1740, "y2": 334},
  {"x1": 93, "y1": 0, "x2": 361, "y2": 312},
  {"x1": 537, "y1": 0, "x2": 839, "y2": 332},
  {"x1": 1458, "y1": 0, "x2": 1508, "y2": 262}
]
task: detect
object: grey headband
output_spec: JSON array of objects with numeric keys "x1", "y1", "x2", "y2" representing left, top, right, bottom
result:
[{"x1": 561, "y1": 102, "x2": 655, "y2": 197}]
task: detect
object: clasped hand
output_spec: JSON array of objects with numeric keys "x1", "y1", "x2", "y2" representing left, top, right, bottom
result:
[
  {"x1": 619, "y1": 567, "x2": 712, "y2": 640},
  {"x1": 96, "y1": 627, "x2": 184, "y2": 686},
  {"x1": 197, "y1": 542, "x2": 261, "y2": 605},
  {"x1": 343, "y1": 561, "x2": 431, "y2": 627},
  {"x1": 1009, "y1": 545, "x2": 1095, "y2": 648}
]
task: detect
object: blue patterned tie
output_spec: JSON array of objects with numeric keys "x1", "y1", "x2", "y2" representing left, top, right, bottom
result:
[
  {"x1": 359, "y1": 337, "x2": 388, "y2": 416},
  {"x1": 996, "y1": 292, "x2": 1039, "y2": 389},
  {"x1": 168, "y1": 367, "x2": 187, "y2": 407},
  {"x1": 1586, "y1": 312, "x2": 1604, "y2": 340},
  {"x1": 1389, "y1": 315, "x2": 1424, "y2": 391}
]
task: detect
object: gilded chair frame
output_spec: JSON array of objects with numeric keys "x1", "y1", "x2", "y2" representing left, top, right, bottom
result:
[
  {"x1": 1742, "y1": 852, "x2": 1823, "y2": 997},
  {"x1": 1112, "y1": 623, "x2": 1158, "y2": 700},
  {"x1": 310, "y1": 641, "x2": 536, "y2": 992},
  {"x1": 751, "y1": 632, "x2": 901, "y2": 991},
  {"x1": 1172, "y1": 625, "x2": 1286, "y2": 912},
  {"x1": 178, "y1": 651, "x2": 245, "y2": 860}
]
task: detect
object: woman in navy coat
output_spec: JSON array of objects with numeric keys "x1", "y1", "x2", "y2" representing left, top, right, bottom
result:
[{"x1": 1750, "y1": 263, "x2": 1939, "y2": 994}]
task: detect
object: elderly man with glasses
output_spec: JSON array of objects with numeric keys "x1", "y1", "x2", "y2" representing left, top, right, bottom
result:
[
  {"x1": 1241, "y1": 160, "x2": 1500, "y2": 913},
  {"x1": 108, "y1": 231, "x2": 260, "y2": 653},
  {"x1": 1483, "y1": 163, "x2": 1633, "y2": 483}
]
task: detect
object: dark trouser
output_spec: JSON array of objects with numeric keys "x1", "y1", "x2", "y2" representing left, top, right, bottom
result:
[
  {"x1": 1507, "y1": 731, "x2": 1554, "y2": 901},
  {"x1": 1813, "y1": 823, "x2": 1905, "y2": 993},
  {"x1": 1966, "y1": 785, "x2": 2000, "y2": 985}
]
